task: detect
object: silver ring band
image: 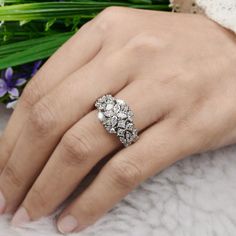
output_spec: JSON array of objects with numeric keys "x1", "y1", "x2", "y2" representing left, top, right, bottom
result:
[{"x1": 95, "y1": 95, "x2": 139, "y2": 147}]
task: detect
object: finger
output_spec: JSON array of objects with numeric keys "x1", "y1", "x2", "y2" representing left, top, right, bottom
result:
[
  {"x1": 0, "y1": 48, "x2": 129, "y2": 213},
  {"x1": 57, "y1": 118, "x2": 194, "y2": 233},
  {"x1": 0, "y1": 19, "x2": 103, "y2": 171},
  {"x1": 12, "y1": 79, "x2": 174, "y2": 225}
]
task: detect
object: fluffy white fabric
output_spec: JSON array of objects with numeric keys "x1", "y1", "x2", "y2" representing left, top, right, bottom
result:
[
  {"x1": 170, "y1": 0, "x2": 236, "y2": 33},
  {"x1": 1, "y1": 104, "x2": 236, "y2": 236},
  {"x1": 196, "y1": 0, "x2": 236, "y2": 33}
]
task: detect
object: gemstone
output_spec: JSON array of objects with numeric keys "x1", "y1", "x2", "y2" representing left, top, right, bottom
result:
[
  {"x1": 104, "y1": 110, "x2": 114, "y2": 117},
  {"x1": 128, "y1": 110, "x2": 134, "y2": 118},
  {"x1": 118, "y1": 120, "x2": 126, "y2": 129},
  {"x1": 125, "y1": 131, "x2": 135, "y2": 143},
  {"x1": 117, "y1": 112, "x2": 127, "y2": 119},
  {"x1": 100, "y1": 96, "x2": 106, "y2": 103},
  {"x1": 132, "y1": 129, "x2": 138, "y2": 140},
  {"x1": 113, "y1": 104, "x2": 121, "y2": 113},
  {"x1": 106, "y1": 103, "x2": 114, "y2": 111},
  {"x1": 121, "y1": 105, "x2": 129, "y2": 112},
  {"x1": 126, "y1": 123, "x2": 134, "y2": 131},
  {"x1": 105, "y1": 124, "x2": 113, "y2": 133},
  {"x1": 104, "y1": 118, "x2": 111, "y2": 126},
  {"x1": 119, "y1": 137, "x2": 127, "y2": 145},
  {"x1": 95, "y1": 101, "x2": 101, "y2": 109},
  {"x1": 127, "y1": 116, "x2": 133, "y2": 122},
  {"x1": 95, "y1": 98, "x2": 106, "y2": 110},
  {"x1": 116, "y1": 99, "x2": 125, "y2": 105},
  {"x1": 117, "y1": 128, "x2": 125, "y2": 137},
  {"x1": 98, "y1": 112, "x2": 105, "y2": 122},
  {"x1": 111, "y1": 116, "x2": 118, "y2": 127},
  {"x1": 105, "y1": 95, "x2": 114, "y2": 104},
  {"x1": 109, "y1": 127, "x2": 116, "y2": 134}
]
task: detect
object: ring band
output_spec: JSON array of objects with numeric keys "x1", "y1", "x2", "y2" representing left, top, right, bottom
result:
[{"x1": 95, "y1": 95, "x2": 139, "y2": 147}]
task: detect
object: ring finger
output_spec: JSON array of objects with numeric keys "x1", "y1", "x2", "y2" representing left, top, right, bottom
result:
[{"x1": 11, "y1": 79, "x2": 174, "y2": 225}]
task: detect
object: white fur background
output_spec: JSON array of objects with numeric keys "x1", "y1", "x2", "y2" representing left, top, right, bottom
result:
[{"x1": 0, "y1": 104, "x2": 236, "y2": 236}]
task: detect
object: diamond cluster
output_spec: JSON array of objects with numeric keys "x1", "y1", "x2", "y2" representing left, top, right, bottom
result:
[{"x1": 95, "y1": 95, "x2": 139, "y2": 147}]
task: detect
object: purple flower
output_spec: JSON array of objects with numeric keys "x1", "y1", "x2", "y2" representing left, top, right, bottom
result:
[
  {"x1": 20, "y1": 60, "x2": 42, "y2": 78},
  {"x1": 0, "y1": 67, "x2": 27, "y2": 98},
  {"x1": 31, "y1": 60, "x2": 42, "y2": 77}
]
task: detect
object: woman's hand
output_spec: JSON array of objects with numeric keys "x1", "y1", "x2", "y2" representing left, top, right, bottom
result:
[{"x1": 0, "y1": 7, "x2": 236, "y2": 233}]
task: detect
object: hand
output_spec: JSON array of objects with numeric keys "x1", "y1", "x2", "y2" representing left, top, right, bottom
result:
[{"x1": 0, "y1": 7, "x2": 236, "y2": 233}]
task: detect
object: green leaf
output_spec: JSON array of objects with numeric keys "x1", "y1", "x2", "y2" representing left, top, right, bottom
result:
[
  {"x1": 0, "y1": 32, "x2": 71, "y2": 56},
  {"x1": 0, "y1": 32, "x2": 73, "y2": 69},
  {"x1": 45, "y1": 18, "x2": 56, "y2": 31},
  {"x1": 0, "y1": 2, "x2": 170, "y2": 21},
  {"x1": 19, "y1": 19, "x2": 31, "y2": 26}
]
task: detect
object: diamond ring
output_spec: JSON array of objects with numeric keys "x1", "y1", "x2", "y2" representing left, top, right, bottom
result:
[{"x1": 95, "y1": 95, "x2": 139, "y2": 147}]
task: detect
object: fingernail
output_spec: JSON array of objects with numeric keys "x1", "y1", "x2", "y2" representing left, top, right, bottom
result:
[
  {"x1": 58, "y1": 215, "x2": 78, "y2": 233},
  {"x1": 0, "y1": 191, "x2": 6, "y2": 214},
  {"x1": 11, "y1": 207, "x2": 30, "y2": 227}
]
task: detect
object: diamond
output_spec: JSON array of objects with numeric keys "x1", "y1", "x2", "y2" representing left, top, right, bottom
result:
[
  {"x1": 104, "y1": 110, "x2": 114, "y2": 117},
  {"x1": 101, "y1": 96, "x2": 107, "y2": 102},
  {"x1": 121, "y1": 105, "x2": 129, "y2": 112},
  {"x1": 117, "y1": 128, "x2": 125, "y2": 137},
  {"x1": 113, "y1": 104, "x2": 121, "y2": 113},
  {"x1": 105, "y1": 123, "x2": 114, "y2": 133},
  {"x1": 95, "y1": 101, "x2": 99, "y2": 109},
  {"x1": 111, "y1": 116, "x2": 118, "y2": 127},
  {"x1": 106, "y1": 103, "x2": 114, "y2": 111},
  {"x1": 119, "y1": 137, "x2": 127, "y2": 145},
  {"x1": 117, "y1": 112, "x2": 127, "y2": 119},
  {"x1": 127, "y1": 116, "x2": 133, "y2": 122},
  {"x1": 105, "y1": 95, "x2": 114, "y2": 104},
  {"x1": 118, "y1": 120, "x2": 126, "y2": 129},
  {"x1": 132, "y1": 129, "x2": 139, "y2": 140},
  {"x1": 116, "y1": 99, "x2": 125, "y2": 105},
  {"x1": 98, "y1": 112, "x2": 105, "y2": 122},
  {"x1": 125, "y1": 131, "x2": 132, "y2": 142},
  {"x1": 95, "y1": 101, "x2": 101, "y2": 109},
  {"x1": 109, "y1": 127, "x2": 116, "y2": 134},
  {"x1": 127, "y1": 110, "x2": 134, "y2": 118},
  {"x1": 95, "y1": 97, "x2": 106, "y2": 110},
  {"x1": 126, "y1": 122, "x2": 134, "y2": 131}
]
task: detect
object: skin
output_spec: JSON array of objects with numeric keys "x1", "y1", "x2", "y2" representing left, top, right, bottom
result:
[{"x1": 0, "y1": 7, "x2": 236, "y2": 233}]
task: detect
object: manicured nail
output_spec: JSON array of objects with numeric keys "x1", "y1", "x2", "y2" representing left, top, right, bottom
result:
[
  {"x1": 58, "y1": 215, "x2": 78, "y2": 233},
  {"x1": 11, "y1": 207, "x2": 30, "y2": 227},
  {"x1": 0, "y1": 191, "x2": 6, "y2": 214}
]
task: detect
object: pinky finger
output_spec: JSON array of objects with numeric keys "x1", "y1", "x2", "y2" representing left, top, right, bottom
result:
[{"x1": 57, "y1": 118, "x2": 194, "y2": 233}]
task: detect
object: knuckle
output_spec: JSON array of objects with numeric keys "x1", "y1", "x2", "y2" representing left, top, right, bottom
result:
[
  {"x1": 125, "y1": 33, "x2": 166, "y2": 56},
  {"x1": 28, "y1": 97, "x2": 57, "y2": 136},
  {"x1": 101, "y1": 6, "x2": 123, "y2": 16},
  {"x1": 77, "y1": 20, "x2": 92, "y2": 33},
  {"x1": 20, "y1": 80, "x2": 42, "y2": 108},
  {"x1": 3, "y1": 164, "x2": 24, "y2": 187},
  {"x1": 108, "y1": 159, "x2": 142, "y2": 190},
  {"x1": 61, "y1": 129, "x2": 92, "y2": 165},
  {"x1": 94, "y1": 6, "x2": 124, "y2": 32}
]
